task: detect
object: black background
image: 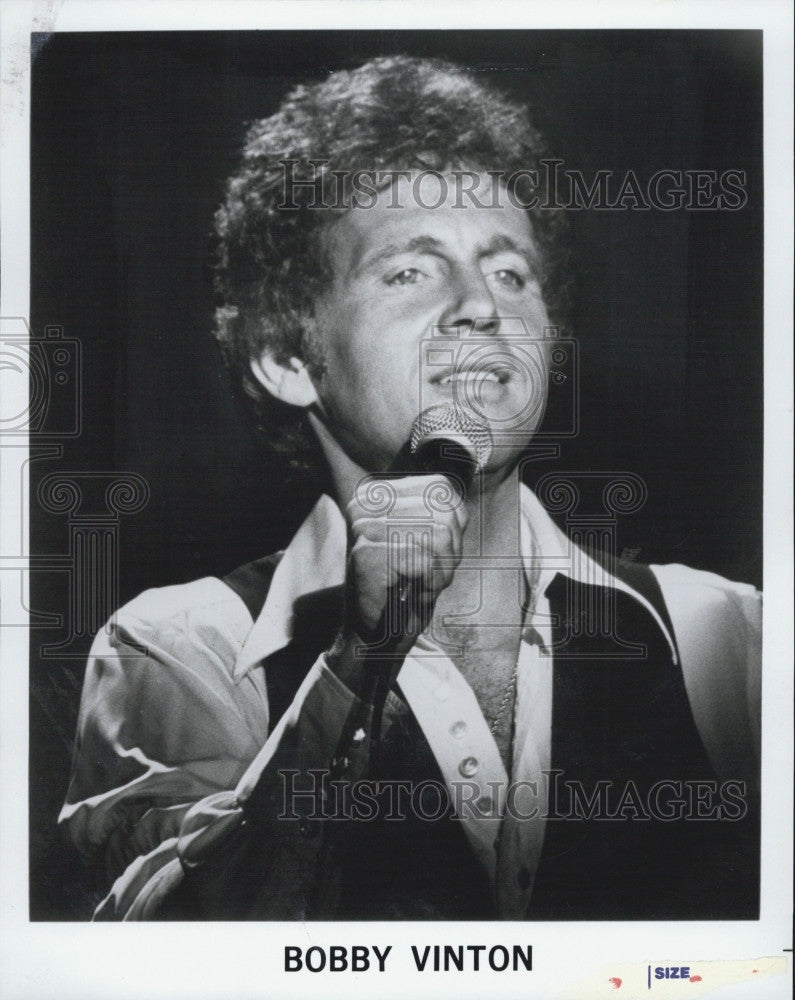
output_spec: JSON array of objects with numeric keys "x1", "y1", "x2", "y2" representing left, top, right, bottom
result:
[{"x1": 29, "y1": 30, "x2": 762, "y2": 918}]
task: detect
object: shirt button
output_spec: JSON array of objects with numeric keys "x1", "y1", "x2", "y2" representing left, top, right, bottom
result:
[
  {"x1": 351, "y1": 728, "x2": 366, "y2": 746},
  {"x1": 449, "y1": 720, "x2": 467, "y2": 739},
  {"x1": 435, "y1": 683, "x2": 451, "y2": 701},
  {"x1": 459, "y1": 756, "x2": 479, "y2": 778},
  {"x1": 477, "y1": 795, "x2": 495, "y2": 816}
]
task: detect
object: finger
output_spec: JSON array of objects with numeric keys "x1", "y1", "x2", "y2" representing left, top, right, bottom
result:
[
  {"x1": 351, "y1": 536, "x2": 454, "y2": 605},
  {"x1": 348, "y1": 474, "x2": 469, "y2": 524},
  {"x1": 384, "y1": 534, "x2": 457, "y2": 593},
  {"x1": 351, "y1": 516, "x2": 459, "y2": 556}
]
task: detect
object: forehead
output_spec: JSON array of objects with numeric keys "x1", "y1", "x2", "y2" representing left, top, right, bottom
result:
[{"x1": 323, "y1": 170, "x2": 539, "y2": 279}]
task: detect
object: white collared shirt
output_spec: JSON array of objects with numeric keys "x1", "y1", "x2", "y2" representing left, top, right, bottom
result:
[{"x1": 59, "y1": 487, "x2": 761, "y2": 919}]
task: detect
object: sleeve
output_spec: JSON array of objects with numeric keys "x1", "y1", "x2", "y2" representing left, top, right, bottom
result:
[
  {"x1": 171, "y1": 653, "x2": 375, "y2": 921},
  {"x1": 650, "y1": 563, "x2": 762, "y2": 797},
  {"x1": 58, "y1": 578, "x2": 369, "y2": 920}
]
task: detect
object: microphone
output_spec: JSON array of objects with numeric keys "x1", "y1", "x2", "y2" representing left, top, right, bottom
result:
[
  {"x1": 382, "y1": 404, "x2": 493, "y2": 633},
  {"x1": 407, "y1": 403, "x2": 493, "y2": 496},
  {"x1": 363, "y1": 405, "x2": 493, "y2": 649}
]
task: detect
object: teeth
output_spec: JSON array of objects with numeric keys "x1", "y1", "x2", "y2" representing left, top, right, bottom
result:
[{"x1": 439, "y1": 371, "x2": 501, "y2": 385}]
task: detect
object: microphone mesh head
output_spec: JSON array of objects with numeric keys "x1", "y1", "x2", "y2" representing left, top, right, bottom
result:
[{"x1": 409, "y1": 404, "x2": 493, "y2": 474}]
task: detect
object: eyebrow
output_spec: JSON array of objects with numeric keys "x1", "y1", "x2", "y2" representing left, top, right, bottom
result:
[
  {"x1": 354, "y1": 233, "x2": 540, "y2": 277},
  {"x1": 353, "y1": 235, "x2": 446, "y2": 276},
  {"x1": 480, "y1": 234, "x2": 541, "y2": 272}
]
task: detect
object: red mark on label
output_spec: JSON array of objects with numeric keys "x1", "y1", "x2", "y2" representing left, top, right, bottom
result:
[
  {"x1": 689, "y1": 975, "x2": 702, "y2": 983},
  {"x1": 608, "y1": 978, "x2": 622, "y2": 990},
  {"x1": 752, "y1": 970, "x2": 759, "y2": 974}
]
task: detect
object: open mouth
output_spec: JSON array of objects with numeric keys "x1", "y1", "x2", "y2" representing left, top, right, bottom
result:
[{"x1": 431, "y1": 366, "x2": 510, "y2": 386}]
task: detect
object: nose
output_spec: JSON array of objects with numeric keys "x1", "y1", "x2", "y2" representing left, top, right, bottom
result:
[{"x1": 438, "y1": 264, "x2": 500, "y2": 338}]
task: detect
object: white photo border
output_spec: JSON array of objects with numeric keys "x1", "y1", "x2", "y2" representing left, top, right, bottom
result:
[{"x1": 1, "y1": 2, "x2": 792, "y2": 998}]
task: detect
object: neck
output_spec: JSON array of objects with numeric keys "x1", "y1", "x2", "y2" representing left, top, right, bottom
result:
[
  {"x1": 460, "y1": 467, "x2": 523, "y2": 559},
  {"x1": 433, "y1": 468, "x2": 527, "y2": 628},
  {"x1": 308, "y1": 413, "x2": 370, "y2": 508}
]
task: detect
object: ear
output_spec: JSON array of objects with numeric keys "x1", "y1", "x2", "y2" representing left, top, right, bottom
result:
[{"x1": 250, "y1": 350, "x2": 319, "y2": 409}]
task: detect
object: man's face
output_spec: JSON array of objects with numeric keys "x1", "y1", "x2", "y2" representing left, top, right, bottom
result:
[{"x1": 308, "y1": 171, "x2": 553, "y2": 474}]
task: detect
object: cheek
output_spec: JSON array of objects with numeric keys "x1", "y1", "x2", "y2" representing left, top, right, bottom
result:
[
  {"x1": 521, "y1": 295, "x2": 552, "y2": 334},
  {"x1": 316, "y1": 318, "x2": 404, "y2": 422},
  {"x1": 330, "y1": 299, "x2": 427, "y2": 378}
]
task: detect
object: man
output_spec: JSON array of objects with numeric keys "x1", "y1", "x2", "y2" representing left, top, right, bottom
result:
[{"x1": 59, "y1": 56, "x2": 760, "y2": 920}]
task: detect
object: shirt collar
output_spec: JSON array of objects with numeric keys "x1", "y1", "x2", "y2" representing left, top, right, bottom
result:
[
  {"x1": 519, "y1": 487, "x2": 678, "y2": 663},
  {"x1": 233, "y1": 494, "x2": 346, "y2": 680},
  {"x1": 233, "y1": 486, "x2": 676, "y2": 681}
]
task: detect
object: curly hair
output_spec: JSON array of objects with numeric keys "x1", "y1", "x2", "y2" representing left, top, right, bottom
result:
[{"x1": 213, "y1": 55, "x2": 570, "y2": 475}]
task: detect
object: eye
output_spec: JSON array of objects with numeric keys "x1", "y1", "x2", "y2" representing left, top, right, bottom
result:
[
  {"x1": 492, "y1": 268, "x2": 527, "y2": 290},
  {"x1": 386, "y1": 267, "x2": 425, "y2": 286}
]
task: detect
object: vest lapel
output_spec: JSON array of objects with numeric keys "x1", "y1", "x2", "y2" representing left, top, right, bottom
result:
[{"x1": 525, "y1": 571, "x2": 756, "y2": 919}]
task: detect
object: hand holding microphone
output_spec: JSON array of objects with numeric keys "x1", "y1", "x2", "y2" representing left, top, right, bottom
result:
[
  {"x1": 325, "y1": 404, "x2": 492, "y2": 763},
  {"x1": 342, "y1": 404, "x2": 493, "y2": 651}
]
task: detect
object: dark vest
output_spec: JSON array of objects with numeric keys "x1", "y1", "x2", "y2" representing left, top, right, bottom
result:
[{"x1": 171, "y1": 551, "x2": 758, "y2": 921}]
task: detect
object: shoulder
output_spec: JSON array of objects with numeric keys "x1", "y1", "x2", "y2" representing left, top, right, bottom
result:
[
  {"x1": 650, "y1": 563, "x2": 761, "y2": 642},
  {"x1": 105, "y1": 550, "x2": 284, "y2": 666},
  {"x1": 650, "y1": 561, "x2": 760, "y2": 597},
  {"x1": 649, "y1": 563, "x2": 761, "y2": 786},
  {"x1": 80, "y1": 560, "x2": 282, "y2": 735},
  {"x1": 106, "y1": 575, "x2": 255, "y2": 668},
  {"x1": 72, "y1": 562, "x2": 284, "y2": 801},
  {"x1": 63, "y1": 568, "x2": 278, "y2": 857}
]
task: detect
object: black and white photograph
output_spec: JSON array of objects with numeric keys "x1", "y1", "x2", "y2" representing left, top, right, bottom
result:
[{"x1": 1, "y1": 2, "x2": 792, "y2": 998}]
